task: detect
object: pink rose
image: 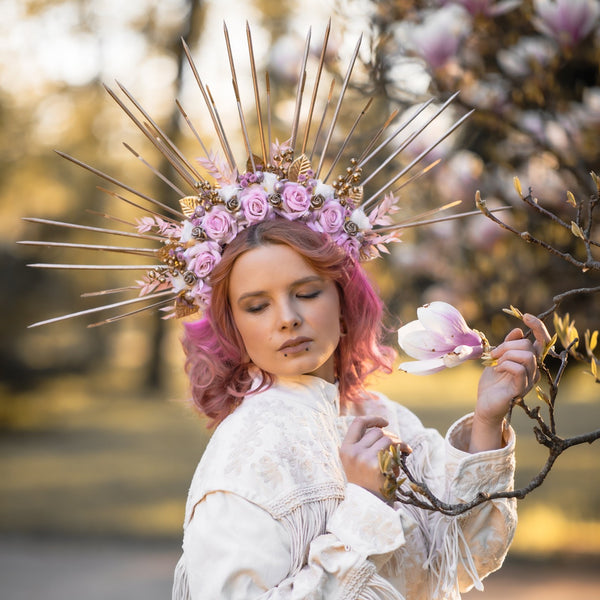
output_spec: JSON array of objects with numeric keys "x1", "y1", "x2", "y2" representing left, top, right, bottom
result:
[
  {"x1": 202, "y1": 207, "x2": 237, "y2": 243},
  {"x1": 281, "y1": 182, "x2": 311, "y2": 219},
  {"x1": 316, "y1": 200, "x2": 346, "y2": 234},
  {"x1": 240, "y1": 185, "x2": 270, "y2": 224},
  {"x1": 185, "y1": 241, "x2": 222, "y2": 279}
]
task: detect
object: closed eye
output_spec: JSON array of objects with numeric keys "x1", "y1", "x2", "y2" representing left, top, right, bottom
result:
[
  {"x1": 297, "y1": 290, "x2": 321, "y2": 300},
  {"x1": 245, "y1": 302, "x2": 268, "y2": 314}
]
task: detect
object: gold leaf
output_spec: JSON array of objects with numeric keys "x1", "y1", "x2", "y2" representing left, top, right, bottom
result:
[
  {"x1": 536, "y1": 385, "x2": 551, "y2": 406},
  {"x1": 566, "y1": 190, "x2": 577, "y2": 207},
  {"x1": 179, "y1": 196, "x2": 201, "y2": 218},
  {"x1": 513, "y1": 176, "x2": 523, "y2": 198},
  {"x1": 246, "y1": 154, "x2": 265, "y2": 172},
  {"x1": 585, "y1": 329, "x2": 598, "y2": 354},
  {"x1": 348, "y1": 186, "x2": 364, "y2": 204},
  {"x1": 287, "y1": 154, "x2": 312, "y2": 182},
  {"x1": 502, "y1": 305, "x2": 524, "y2": 320},
  {"x1": 541, "y1": 333, "x2": 557, "y2": 361},
  {"x1": 570, "y1": 221, "x2": 586, "y2": 240}
]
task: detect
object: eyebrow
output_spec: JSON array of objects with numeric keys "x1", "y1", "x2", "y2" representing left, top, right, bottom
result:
[{"x1": 235, "y1": 275, "x2": 324, "y2": 304}]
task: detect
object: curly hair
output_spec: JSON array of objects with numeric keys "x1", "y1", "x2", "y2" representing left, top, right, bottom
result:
[{"x1": 182, "y1": 219, "x2": 396, "y2": 426}]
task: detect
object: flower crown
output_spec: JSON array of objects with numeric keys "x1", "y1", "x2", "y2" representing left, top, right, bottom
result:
[{"x1": 21, "y1": 23, "x2": 495, "y2": 328}]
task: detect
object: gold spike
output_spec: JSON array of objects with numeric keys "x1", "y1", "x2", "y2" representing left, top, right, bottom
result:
[
  {"x1": 96, "y1": 187, "x2": 180, "y2": 226},
  {"x1": 18, "y1": 240, "x2": 158, "y2": 257},
  {"x1": 357, "y1": 108, "x2": 399, "y2": 165},
  {"x1": 27, "y1": 263, "x2": 160, "y2": 270},
  {"x1": 123, "y1": 143, "x2": 187, "y2": 197},
  {"x1": 246, "y1": 23, "x2": 267, "y2": 164},
  {"x1": 181, "y1": 38, "x2": 237, "y2": 171},
  {"x1": 375, "y1": 206, "x2": 511, "y2": 233},
  {"x1": 287, "y1": 155, "x2": 313, "y2": 182},
  {"x1": 315, "y1": 34, "x2": 363, "y2": 178},
  {"x1": 323, "y1": 97, "x2": 373, "y2": 183},
  {"x1": 82, "y1": 286, "x2": 140, "y2": 297},
  {"x1": 105, "y1": 85, "x2": 202, "y2": 191},
  {"x1": 309, "y1": 78, "x2": 335, "y2": 162},
  {"x1": 223, "y1": 22, "x2": 255, "y2": 171},
  {"x1": 22, "y1": 217, "x2": 165, "y2": 242},
  {"x1": 390, "y1": 159, "x2": 442, "y2": 195},
  {"x1": 301, "y1": 19, "x2": 331, "y2": 155},
  {"x1": 266, "y1": 72, "x2": 272, "y2": 163},
  {"x1": 85, "y1": 209, "x2": 137, "y2": 229},
  {"x1": 363, "y1": 108, "x2": 474, "y2": 211},
  {"x1": 27, "y1": 290, "x2": 176, "y2": 328},
  {"x1": 55, "y1": 150, "x2": 184, "y2": 219},
  {"x1": 87, "y1": 297, "x2": 181, "y2": 328},
  {"x1": 361, "y1": 93, "x2": 458, "y2": 187},
  {"x1": 358, "y1": 99, "x2": 435, "y2": 169},
  {"x1": 115, "y1": 82, "x2": 206, "y2": 183},
  {"x1": 176, "y1": 100, "x2": 210, "y2": 158},
  {"x1": 290, "y1": 28, "x2": 312, "y2": 153}
]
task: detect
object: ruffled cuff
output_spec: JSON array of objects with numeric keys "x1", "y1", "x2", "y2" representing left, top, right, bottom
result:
[
  {"x1": 327, "y1": 483, "x2": 406, "y2": 558},
  {"x1": 445, "y1": 413, "x2": 516, "y2": 502}
]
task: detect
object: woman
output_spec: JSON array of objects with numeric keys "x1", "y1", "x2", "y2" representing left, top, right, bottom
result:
[{"x1": 172, "y1": 218, "x2": 549, "y2": 600}]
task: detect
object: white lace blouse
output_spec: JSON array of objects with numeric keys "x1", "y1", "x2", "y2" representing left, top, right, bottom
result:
[{"x1": 172, "y1": 375, "x2": 517, "y2": 600}]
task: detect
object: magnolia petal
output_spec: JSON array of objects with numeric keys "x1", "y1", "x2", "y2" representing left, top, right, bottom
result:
[
  {"x1": 442, "y1": 344, "x2": 484, "y2": 368},
  {"x1": 398, "y1": 328, "x2": 454, "y2": 360},
  {"x1": 397, "y1": 319, "x2": 427, "y2": 347},
  {"x1": 398, "y1": 357, "x2": 447, "y2": 375},
  {"x1": 417, "y1": 301, "x2": 482, "y2": 346}
]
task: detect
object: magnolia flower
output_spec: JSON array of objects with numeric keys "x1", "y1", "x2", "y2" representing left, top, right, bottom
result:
[
  {"x1": 397, "y1": 301, "x2": 488, "y2": 374},
  {"x1": 533, "y1": 0, "x2": 600, "y2": 48},
  {"x1": 403, "y1": 5, "x2": 472, "y2": 70}
]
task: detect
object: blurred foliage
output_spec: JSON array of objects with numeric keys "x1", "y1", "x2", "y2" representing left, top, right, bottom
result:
[{"x1": 341, "y1": 0, "x2": 600, "y2": 345}]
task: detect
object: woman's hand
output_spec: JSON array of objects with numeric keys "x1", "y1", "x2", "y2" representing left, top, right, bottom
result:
[
  {"x1": 340, "y1": 415, "x2": 411, "y2": 500},
  {"x1": 470, "y1": 314, "x2": 551, "y2": 452}
]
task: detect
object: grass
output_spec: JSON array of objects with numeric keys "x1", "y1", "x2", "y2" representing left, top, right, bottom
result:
[{"x1": 1, "y1": 363, "x2": 599, "y2": 557}]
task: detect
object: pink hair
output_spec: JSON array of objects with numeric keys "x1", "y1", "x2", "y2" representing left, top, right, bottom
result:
[{"x1": 182, "y1": 219, "x2": 396, "y2": 426}]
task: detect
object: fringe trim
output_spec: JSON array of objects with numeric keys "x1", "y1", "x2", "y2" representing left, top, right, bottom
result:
[
  {"x1": 171, "y1": 554, "x2": 191, "y2": 600},
  {"x1": 422, "y1": 514, "x2": 483, "y2": 600},
  {"x1": 279, "y1": 497, "x2": 341, "y2": 574},
  {"x1": 360, "y1": 573, "x2": 405, "y2": 600}
]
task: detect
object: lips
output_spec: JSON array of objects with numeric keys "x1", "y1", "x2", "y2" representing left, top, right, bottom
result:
[{"x1": 278, "y1": 337, "x2": 312, "y2": 353}]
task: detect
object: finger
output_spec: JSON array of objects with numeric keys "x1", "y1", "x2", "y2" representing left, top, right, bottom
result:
[
  {"x1": 523, "y1": 313, "x2": 552, "y2": 356},
  {"x1": 371, "y1": 436, "x2": 399, "y2": 454},
  {"x1": 344, "y1": 416, "x2": 389, "y2": 445},
  {"x1": 492, "y1": 339, "x2": 534, "y2": 359},
  {"x1": 491, "y1": 333, "x2": 531, "y2": 358},
  {"x1": 496, "y1": 349, "x2": 538, "y2": 379},
  {"x1": 359, "y1": 427, "x2": 385, "y2": 448},
  {"x1": 494, "y1": 360, "x2": 539, "y2": 390}
]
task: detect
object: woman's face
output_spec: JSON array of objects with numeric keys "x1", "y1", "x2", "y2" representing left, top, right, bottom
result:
[{"x1": 228, "y1": 243, "x2": 342, "y2": 383}]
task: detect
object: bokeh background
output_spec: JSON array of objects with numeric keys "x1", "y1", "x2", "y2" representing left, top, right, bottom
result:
[{"x1": 1, "y1": 0, "x2": 599, "y2": 598}]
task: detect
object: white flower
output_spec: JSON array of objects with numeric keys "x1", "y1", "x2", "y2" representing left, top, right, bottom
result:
[
  {"x1": 313, "y1": 180, "x2": 335, "y2": 200},
  {"x1": 397, "y1": 301, "x2": 486, "y2": 374},
  {"x1": 179, "y1": 220, "x2": 194, "y2": 244},
  {"x1": 261, "y1": 171, "x2": 279, "y2": 194},
  {"x1": 349, "y1": 208, "x2": 372, "y2": 231},
  {"x1": 217, "y1": 184, "x2": 240, "y2": 203}
]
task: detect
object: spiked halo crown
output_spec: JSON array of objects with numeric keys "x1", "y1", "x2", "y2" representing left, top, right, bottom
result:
[{"x1": 20, "y1": 22, "x2": 500, "y2": 328}]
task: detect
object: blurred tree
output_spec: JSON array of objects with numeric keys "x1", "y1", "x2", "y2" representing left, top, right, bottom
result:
[{"x1": 339, "y1": 0, "x2": 600, "y2": 340}]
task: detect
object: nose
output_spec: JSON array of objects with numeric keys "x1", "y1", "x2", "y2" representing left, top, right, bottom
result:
[{"x1": 278, "y1": 300, "x2": 302, "y2": 331}]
